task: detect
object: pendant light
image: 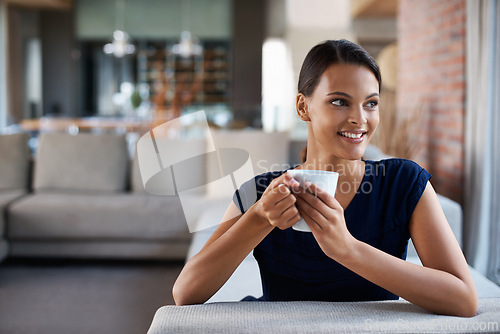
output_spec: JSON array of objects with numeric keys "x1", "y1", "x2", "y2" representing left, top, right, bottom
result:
[
  {"x1": 103, "y1": 0, "x2": 135, "y2": 57},
  {"x1": 172, "y1": 0, "x2": 202, "y2": 58}
]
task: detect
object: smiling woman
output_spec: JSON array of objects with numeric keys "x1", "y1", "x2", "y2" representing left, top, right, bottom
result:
[{"x1": 172, "y1": 39, "x2": 478, "y2": 317}]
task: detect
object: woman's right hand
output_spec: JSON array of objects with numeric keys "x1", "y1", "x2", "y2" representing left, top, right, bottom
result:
[{"x1": 255, "y1": 172, "x2": 302, "y2": 230}]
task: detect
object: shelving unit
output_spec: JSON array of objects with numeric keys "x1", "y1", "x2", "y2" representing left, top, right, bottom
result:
[{"x1": 136, "y1": 40, "x2": 231, "y2": 118}]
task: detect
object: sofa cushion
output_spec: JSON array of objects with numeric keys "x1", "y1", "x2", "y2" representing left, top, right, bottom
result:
[
  {"x1": 9, "y1": 239, "x2": 190, "y2": 260},
  {"x1": 0, "y1": 133, "x2": 30, "y2": 190},
  {"x1": 7, "y1": 193, "x2": 190, "y2": 241},
  {"x1": 206, "y1": 130, "x2": 289, "y2": 199},
  {"x1": 0, "y1": 190, "x2": 26, "y2": 237},
  {"x1": 211, "y1": 129, "x2": 289, "y2": 175},
  {"x1": 130, "y1": 152, "x2": 145, "y2": 192},
  {"x1": 135, "y1": 135, "x2": 208, "y2": 194},
  {"x1": 33, "y1": 133, "x2": 129, "y2": 193}
]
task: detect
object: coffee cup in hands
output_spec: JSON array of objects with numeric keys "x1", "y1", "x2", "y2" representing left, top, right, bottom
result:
[{"x1": 287, "y1": 169, "x2": 339, "y2": 232}]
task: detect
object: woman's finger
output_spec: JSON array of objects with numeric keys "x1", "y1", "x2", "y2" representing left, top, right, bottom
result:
[
  {"x1": 295, "y1": 195, "x2": 327, "y2": 225},
  {"x1": 267, "y1": 191, "x2": 297, "y2": 219},
  {"x1": 295, "y1": 197, "x2": 322, "y2": 230},
  {"x1": 294, "y1": 186, "x2": 330, "y2": 220},
  {"x1": 301, "y1": 181, "x2": 339, "y2": 209},
  {"x1": 261, "y1": 184, "x2": 292, "y2": 212},
  {"x1": 280, "y1": 205, "x2": 301, "y2": 226},
  {"x1": 265, "y1": 172, "x2": 300, "y2": 193}
]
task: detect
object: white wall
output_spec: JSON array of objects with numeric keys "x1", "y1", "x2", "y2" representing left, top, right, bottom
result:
[
  {"x1": 285, "y1": 0, "x2": 354, "y2": 85},
  {"x1": 261, "y1": 38, "x2": 294, "y2": 132},
  {"x1": 76, "y1": 0, "x2": 231, "y2": 39}
]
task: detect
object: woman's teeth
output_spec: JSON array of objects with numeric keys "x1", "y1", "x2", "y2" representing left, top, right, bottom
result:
[{"x1": 340, "y1": 132, "x2": 363, "y2": 139}]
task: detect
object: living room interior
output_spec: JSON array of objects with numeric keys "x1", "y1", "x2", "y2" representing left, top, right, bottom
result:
[{"x1": 0, "y1": 0, "x2": 499, "y2": 333}]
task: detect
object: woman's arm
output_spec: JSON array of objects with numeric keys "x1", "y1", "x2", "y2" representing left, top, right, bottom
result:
[
  {"x1": 172, "y1": 202, "x2": 273, "y2": 305},
  {"x1": 172, "y1": 173, "x2": 301, "y2": 305},
  {"x1": 295, "y1": 181, "x2": 478, "y2": 317}
]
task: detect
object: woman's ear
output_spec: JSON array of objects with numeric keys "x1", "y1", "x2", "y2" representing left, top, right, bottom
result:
[{"x1": 296, "y1": 93, "x2": 311, "y2": 121}]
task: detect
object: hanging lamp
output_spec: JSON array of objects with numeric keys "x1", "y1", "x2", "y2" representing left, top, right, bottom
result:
[
  {"x1": 103, "y1": 0, "x2": 135, "y2": 57},
  {"x1": 172, "y1": 0, "x2": 202, "y2": 58}
]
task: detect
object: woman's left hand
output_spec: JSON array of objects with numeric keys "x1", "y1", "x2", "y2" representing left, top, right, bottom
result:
[{"x1": 294, "y1": 182, "x2": 357, "y2": 261}]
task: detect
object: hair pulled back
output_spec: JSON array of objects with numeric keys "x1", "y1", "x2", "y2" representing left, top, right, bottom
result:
[{"x1": 297, "y1": 39, "x2": 381, "y2": 97}]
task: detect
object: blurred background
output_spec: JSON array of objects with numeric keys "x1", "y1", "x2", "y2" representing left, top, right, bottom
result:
[
  {"x1": 0, "y1": 0, "x2": 479, "y2": 202},
  {"x1": 0, "y1": 0, "x2": 499, "y2": 332},
  {"x1": 1, "y1": 0, "x2": 499, "y2": 274}
]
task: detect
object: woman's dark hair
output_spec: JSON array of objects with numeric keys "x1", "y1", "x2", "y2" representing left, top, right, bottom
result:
[
  {"x1": 298, "y1": 39, "x2": 382, "y2": 163},
  {"x1": 298, "y1": 39, "x2": 382, "y2": 97}
]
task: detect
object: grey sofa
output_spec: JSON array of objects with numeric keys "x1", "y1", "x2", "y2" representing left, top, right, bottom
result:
[
  {"x1": 0, "y1": 132, "x2": 191, "y2": 260},
  {"x1": 0, "y1": 129, "x2": 292, "y2": 261}
]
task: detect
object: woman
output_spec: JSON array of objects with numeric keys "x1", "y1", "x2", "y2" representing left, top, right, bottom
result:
[{"x1": 173, "y1": 39, "x2": 477, "y2": 317}]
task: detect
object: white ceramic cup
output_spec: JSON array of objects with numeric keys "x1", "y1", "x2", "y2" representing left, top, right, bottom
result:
[{"x1": 287, "y1": 169, "x2": 339, "y2": 232}]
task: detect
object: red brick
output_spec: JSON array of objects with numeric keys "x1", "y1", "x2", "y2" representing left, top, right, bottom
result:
[{"x1": 398, "y1": 0, "x2": 466, "y2": 204}]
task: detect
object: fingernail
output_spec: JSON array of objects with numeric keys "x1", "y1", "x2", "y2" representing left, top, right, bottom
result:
[
  {"x1": 278, "y1": 183, "x2": 289, "y2": 193},
  {"x1": 305, "y1": 181, "x2": 312, "y2": 187}
]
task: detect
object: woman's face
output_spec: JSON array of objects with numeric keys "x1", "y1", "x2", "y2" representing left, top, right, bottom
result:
[{"x1": 302, "y1": 63, "x2": 380, "y2": 161}]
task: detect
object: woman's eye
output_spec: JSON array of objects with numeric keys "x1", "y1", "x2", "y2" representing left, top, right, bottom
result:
[
  {"x1": 331, "y1": 99, "x2": 345, "y2": 107},
  {"x1": 365, "y1": 101, "x2": 379, "y2": 109}
]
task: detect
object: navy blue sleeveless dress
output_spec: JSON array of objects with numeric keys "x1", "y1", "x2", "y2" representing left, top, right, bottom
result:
[{"x1": 233, "y1": 158, "x2": 431, "y2": 302}]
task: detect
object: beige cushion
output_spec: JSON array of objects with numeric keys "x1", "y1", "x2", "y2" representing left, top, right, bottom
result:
[
  {"x1": 33, "y1": 133, "x2": 129, "y2": 192},
  {"x1": 206, "y1": 129, "x2": 289, "y2": 199},
  {"x1": 130, "y1": 152, "x2": 145, "y2": 192},
  {"x1": 8, "y1": 240, "x2": 189, "y2": 260},
  {"x1": 0, "y1": 190, "x2": 26, "y2": 237},
  {"x1": 0, "y1": 133, "x2": 30, "y2": 190},
  {"x1": 211, "y1": 129, "x2": 289, "y2": 174},
  {"x1": 136, "y1": 135, "x2": 208, "y2": 195},
  {"x1": 7, "y1": 192, "x2": 189, "y2": 241}
]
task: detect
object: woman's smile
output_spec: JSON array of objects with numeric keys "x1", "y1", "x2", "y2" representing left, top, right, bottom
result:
[{"x1": 338, "y1": 130, "x2": 368, "y2": 143}]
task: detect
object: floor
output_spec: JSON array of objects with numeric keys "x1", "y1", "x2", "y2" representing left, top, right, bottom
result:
[{"x1": 0, "y1": 258, "x2": 184, "y2": 334}]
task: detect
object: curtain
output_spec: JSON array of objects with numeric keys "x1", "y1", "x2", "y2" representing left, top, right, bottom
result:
[
  {"x1": 464, "y1": 0, "x2": 500, "y2": 284},
  {"x1": 488, "y1": 0, "x2": 500, "y2": 285}
]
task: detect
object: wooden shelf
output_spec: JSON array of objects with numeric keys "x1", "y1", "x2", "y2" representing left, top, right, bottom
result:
[{"x1": 137, "y1": 40, "x2": 231, "y2": 113}]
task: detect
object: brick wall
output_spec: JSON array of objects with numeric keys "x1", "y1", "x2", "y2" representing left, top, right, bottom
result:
[{"x1": 397, "y1": 0, "x2": 466, "y2": 204}]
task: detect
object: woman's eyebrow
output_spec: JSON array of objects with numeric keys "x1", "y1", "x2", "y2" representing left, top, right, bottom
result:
[
  {"x1": 326, "y1": 91, "x2": 352, "y2": 98},
  {"x1": 326, "y1": 91, "x2": 380, "y2": 100},
  {"x1": 365, "y1": 92, "x2": 380, "y2": 99}
]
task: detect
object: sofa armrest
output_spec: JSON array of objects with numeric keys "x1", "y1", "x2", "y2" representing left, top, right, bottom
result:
[{"x1": 148, "y1": 299, "x2": 500, "y2": 333}]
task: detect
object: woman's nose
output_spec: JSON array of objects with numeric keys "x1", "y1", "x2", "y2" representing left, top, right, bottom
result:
[{"x1": 348, "y1": 106, "x2": 367, "y2": 125}]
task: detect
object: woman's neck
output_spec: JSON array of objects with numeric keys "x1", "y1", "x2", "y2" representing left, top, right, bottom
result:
[{"x1": 300, "y1": 154, "x2": 365, "y2": 183}]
